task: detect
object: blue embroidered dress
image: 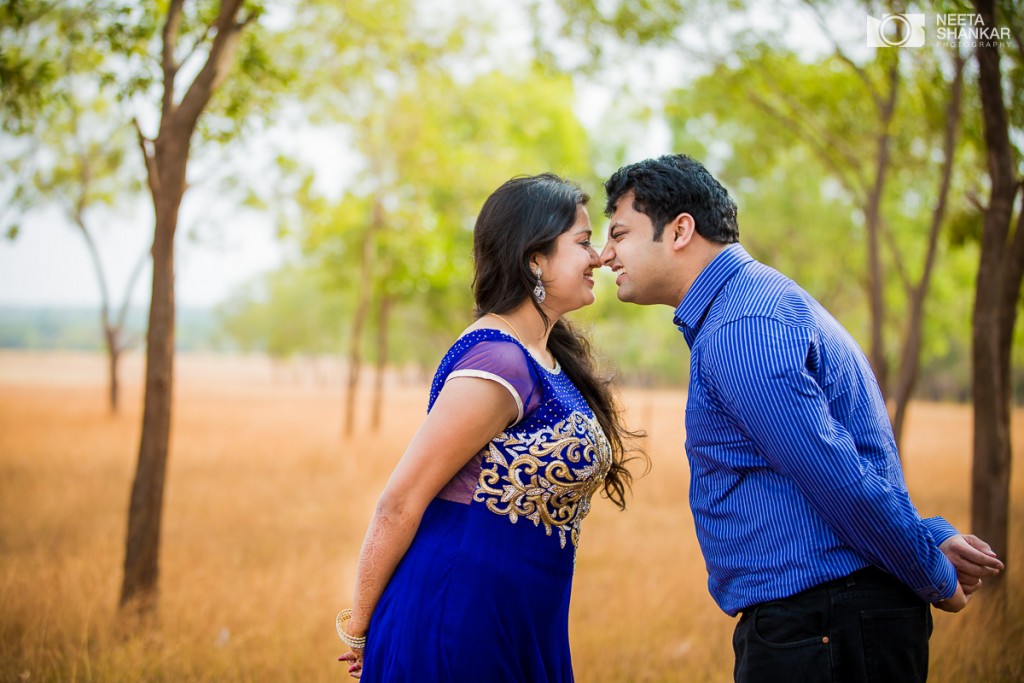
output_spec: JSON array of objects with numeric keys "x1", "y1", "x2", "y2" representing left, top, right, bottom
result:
[{"x1": 360, "y1": 329, "x2": 612, "y2": 682}]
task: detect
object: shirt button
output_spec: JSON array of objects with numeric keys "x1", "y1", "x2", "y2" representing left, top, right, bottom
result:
[
  {"x1": 928, "y1": 592, "x2": 939, "y2": 599},
  {"x1": 821, "y1": 637, "x2": 830, "y2": 644}
]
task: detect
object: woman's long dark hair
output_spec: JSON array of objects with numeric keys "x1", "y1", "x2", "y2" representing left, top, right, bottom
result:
[{"x1": 472, "y1": 173, "x2": 645, "y2": 510}]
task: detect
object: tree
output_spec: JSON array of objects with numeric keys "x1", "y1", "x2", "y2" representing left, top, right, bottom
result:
[
  {"x1": 1, "y1": 1, "x2": 150, "y2": 413},
  {"x1": 655, "y1": 14, "x2": 978, "y2": 447},
  {"x1": 301, "y1": 65, "x2": 595, "y2": 435},
  {"x1": 216, "y1": 263, "x2": 347, "y2": 362},
  {"x1": 968, "y1": 0, "x2": 1023, "y2": 601},
  {"x1": 122, "y1": 0, "x2": 264, "y2": 615},
  {"x1": 526, "y1": 0, "x2": 981, "y2": 440}
]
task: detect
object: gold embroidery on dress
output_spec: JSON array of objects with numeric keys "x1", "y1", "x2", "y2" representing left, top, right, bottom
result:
[{"x1": 473, "y1": 411, "x2": 612, "y2": 549}]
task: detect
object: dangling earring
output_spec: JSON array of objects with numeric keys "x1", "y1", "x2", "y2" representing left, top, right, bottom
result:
[{"x1": 532, "y1": 268, "x2": 546, "y2": 303}]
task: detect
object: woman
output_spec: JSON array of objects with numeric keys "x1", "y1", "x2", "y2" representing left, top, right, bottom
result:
[{"x1": 337, "y1": 173, "x2": 639, "y2": 681}]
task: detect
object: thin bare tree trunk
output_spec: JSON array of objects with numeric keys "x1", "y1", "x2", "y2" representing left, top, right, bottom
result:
[
  {"x1": 120, "y1": 0, "x2": 248, "y2": 617},
  {"x1": 343, "y1": 199, "x2": 383, "y2": 437},
  {"x1": 864, "y1": 55, "x2": 900, "y2": 399},
  {"x1": 371, "y1": 295, "x2": 392, "y2": 432},
  {"x1": 71, "y1": 207, "x2": 124, "y2": 413},
  {"x1": 122, "y1": 172, "x2": 182, "y2": 613},
  {"x1": 106, "y1": 328, "x2": 121, "y2": 412},
  {"x1": 891, "y1": 50, "x2": 965, "y2": 447},
  {"x1": 969, "y1": 0, "x2": 1023, "y2": 604}
]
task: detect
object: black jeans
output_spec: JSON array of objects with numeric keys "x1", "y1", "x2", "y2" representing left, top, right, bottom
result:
[{"x1": 733, "y1": 567, "x2": 933, "y2": 683}]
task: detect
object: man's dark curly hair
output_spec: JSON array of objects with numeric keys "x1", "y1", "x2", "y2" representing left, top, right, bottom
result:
[{"x1": 604, "y1": 154, "x2": 740, "y2": 244}]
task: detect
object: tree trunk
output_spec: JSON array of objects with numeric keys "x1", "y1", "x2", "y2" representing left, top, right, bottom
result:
[
  {"x1": 891, "y1": 50, "x2": 964, "y2": 448},
  {"x1": 106, "y1": 326, "x2": 121, "y2": 413},
  {"x1": 864, "y1": 56, "x2": 900, "y2": 400},
  {"x1": 120, "y1": 0, "x2": 248, "y2": 617},
  {"x1": 969, "y1": 0, "x2": 1022, "y2": 603},
  {"x1": 371, "y1": 295, "x2": 392, "y2": 432},
  {"x1": 343, "y1": 236, "x2": 373, "y2": 438},
  {"x1": 73, "y1": 210, "x2": 124, "y2": 414},
  {"x1": 120, "y1": 139, "x2": 188, "y2": 615},
  {"x1": 343, "y1": 199, "x2": 383, "y2": 437}
]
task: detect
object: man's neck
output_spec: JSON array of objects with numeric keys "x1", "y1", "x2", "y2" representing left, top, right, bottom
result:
[{"x1": 673, "y1": 241, "x2": 729, "y2": 308}]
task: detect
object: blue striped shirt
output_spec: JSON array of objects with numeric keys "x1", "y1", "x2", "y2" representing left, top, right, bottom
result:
[{"x1": 675, "y1": 244, "x2": 958, "y2": 616}]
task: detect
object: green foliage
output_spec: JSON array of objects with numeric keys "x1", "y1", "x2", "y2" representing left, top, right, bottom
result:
[
  {"x1": 5, "y1": 0, "x2": 1018, "y2": 398},
  {"x1": 574, "y1": 277, "x2": 689, "y2": 386},
  {"x1": 215, "y1": 264, "x2": 346, "y2": 358},
  {"x1": 219, "y1": 61, "x2": 599, "y2": 370},
  {"x1": 0, "y1": 0, "x2": 292, "y2": 234},
  {"x1": 304, "y1": 64, "x2": 594, "y2": 354},
  {"x1": 664, "y1": 39, "x2": 983, "y2": 381}
]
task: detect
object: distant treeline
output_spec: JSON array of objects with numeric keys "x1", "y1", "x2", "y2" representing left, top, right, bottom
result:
[
  {"x1": 0, "y1": 307, "x2": 220, "y2": 353},
  {"x1": 3, "y1": 304, "x2": 1018, "y2": 404}
]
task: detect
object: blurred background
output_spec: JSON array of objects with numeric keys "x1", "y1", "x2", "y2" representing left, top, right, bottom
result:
[{"x1": 1, "y1": 0, "x2": 1022, "y2": 681}]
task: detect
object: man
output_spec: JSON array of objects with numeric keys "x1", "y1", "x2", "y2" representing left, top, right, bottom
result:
[{"x1": 599, "y1": 154, "x2": 1004, "y2": 682}]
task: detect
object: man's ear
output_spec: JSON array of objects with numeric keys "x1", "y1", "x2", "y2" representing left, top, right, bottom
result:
[{"x1": 670, "y1": 213, "x2": 696, "y2": 252}]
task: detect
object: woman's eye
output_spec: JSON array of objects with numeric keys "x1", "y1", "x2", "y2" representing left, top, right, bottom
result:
[{"x1": 581, "y1": 239, "x2": 592, "y2": 248}]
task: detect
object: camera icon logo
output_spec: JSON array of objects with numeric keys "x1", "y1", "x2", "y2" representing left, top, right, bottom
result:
[{"x1": 866, "y1": 13, "x2": 926, "y2": 47}]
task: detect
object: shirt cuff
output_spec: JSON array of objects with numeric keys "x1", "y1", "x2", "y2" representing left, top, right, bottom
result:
[
  {"x1": 913, "y1": 555, "x2": 957, "y2": 603},
  {"x1": 923, "y1": 516, "x2": 959, "y2": 547}
]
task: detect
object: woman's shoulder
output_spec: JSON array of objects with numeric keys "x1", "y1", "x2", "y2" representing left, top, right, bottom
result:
[
  {"x1": 427, "y1": 328, "x2": 544, "y2": 418},
  {"x1": 439, "y1": 328, "x2": 534, "y2": 378}
]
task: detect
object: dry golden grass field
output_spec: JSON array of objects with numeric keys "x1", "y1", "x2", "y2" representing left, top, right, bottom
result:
[{"x1": 1, "y1": 350, "x2": 1023, "y2": 683}]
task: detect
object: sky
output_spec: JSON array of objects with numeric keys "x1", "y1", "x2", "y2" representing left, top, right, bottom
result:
[
  {"x1": 0, "y1": 0, "x2": 864, "y2": 311},
  {"x1": 0, "y1": 203, "x2": 281, "y2": 310}
]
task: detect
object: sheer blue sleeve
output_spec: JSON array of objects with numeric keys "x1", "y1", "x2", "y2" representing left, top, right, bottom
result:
[{"x1": 445, "y1": 340, "x2": 542, "y2": 425}]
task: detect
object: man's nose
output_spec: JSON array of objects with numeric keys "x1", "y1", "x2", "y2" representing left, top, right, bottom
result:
[{"x1": 598, "y1": 242, "x2": 614, "y2": 266}]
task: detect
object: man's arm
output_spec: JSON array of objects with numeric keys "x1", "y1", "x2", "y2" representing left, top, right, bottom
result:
[{"x1": 706, "y1": 317, "x2": 984, "y2": 608}]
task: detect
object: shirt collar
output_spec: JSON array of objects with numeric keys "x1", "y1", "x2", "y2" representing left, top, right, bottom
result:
[{"x1": 672, "y1": 243, "x2": 752, "y2": 341}]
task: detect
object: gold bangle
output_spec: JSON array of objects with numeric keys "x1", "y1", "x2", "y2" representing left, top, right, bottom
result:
[{"x1": 336, "y1": 609, "x2": 367, "y2": 650}]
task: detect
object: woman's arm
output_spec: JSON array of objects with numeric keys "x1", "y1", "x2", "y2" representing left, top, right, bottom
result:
[{"x1": 340, "y1": 375, "x2": 518, "y2": 672}]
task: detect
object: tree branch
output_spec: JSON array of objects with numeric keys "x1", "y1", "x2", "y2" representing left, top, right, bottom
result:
[
  {"x1": 71, "y1": 210, "x2": 113, "y2": 329},
  {"x1": 771, "y1": 83, "x2": 871, "y2": 191},
  {"x1": 881, "y1": 218, "x2": 913, "y2": 297},
  {"x1": 746, "y1": 90, "x2": 867, "y2": 204},
  {"x1": 800, "y1": 0, "x2": 882, "y2": 110},
  {"x1": 162, "y1": 0, "x2": 185, "y2": 118},
  {"x1": 178, "y1": 23, "x2": 216, "y2": 72},
  {"x1": 115, "y1": 246, "x2": 152, "y2": 334},
  {"x1": 175, "y1": 0, "x2": 247, "y2": 132},
  {"x1": 133, "y1": 118, "x2": 160, "y2": 200}
]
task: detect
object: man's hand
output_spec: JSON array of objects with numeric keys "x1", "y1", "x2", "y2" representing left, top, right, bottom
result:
[
  {"x1": 939, "y1": 534, "x2": 1004, "y2": 595},
  {"x1": 934, "y1": 582, "x2": 970, "y2": 613}
]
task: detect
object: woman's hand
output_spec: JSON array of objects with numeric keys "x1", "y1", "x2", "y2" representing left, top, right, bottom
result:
[{"x1": 338, "y1": 648, "x2": 364, "y2": 678}]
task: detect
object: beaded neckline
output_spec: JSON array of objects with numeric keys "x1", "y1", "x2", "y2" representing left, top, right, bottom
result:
[{"x1": 460, "y1": 328, "x2": 562, "y2": 375}]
